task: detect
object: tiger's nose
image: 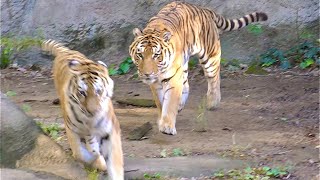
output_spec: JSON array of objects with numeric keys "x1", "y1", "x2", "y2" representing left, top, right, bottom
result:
[{"x1": 145, "y1": 73, "x2": 152, "y2": 77}]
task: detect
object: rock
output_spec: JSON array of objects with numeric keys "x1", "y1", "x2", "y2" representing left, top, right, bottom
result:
[
  {"x1": 124, "y1": 155, "x2": 246, "y2": 179},
  {"x1": 1, "y1": 168, "x2": 65, "y2": 180},
  {"x1": 128, "y1": 122, "x2": 153, "y2": 140},
  {"x1": 0, "y1": 93, "x2": 87, "y2": 179},
  {"x1": 1, "y1": 0, "x2": 318, "y2": 65},
  {"x1": 116, "y1": 98, "x2": 156, "y2": 107}
]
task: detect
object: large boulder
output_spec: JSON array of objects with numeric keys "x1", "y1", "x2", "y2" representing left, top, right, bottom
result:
[
  {"x1": 1, "y1": 0, "x2": 318, "y2": 66},
  {"x1": 0, "y1": 93, "x2": 87, "y2": 179}
]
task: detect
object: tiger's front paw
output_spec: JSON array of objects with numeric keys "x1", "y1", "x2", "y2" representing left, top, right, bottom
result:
[
  {"x1": 206, "y1": 92, "x2": 221, "y2": 110},
  {"x1": 159, "y1": 121, "x2": 177, "y2": 135}
]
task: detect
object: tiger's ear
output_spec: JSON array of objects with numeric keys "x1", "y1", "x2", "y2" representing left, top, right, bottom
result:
[
  {"x1": 133, "y1": 28, "x2": 143, "y2": 37},
  {"x1": 97, "y1": 61, "x2": 108, "y2": 68},
  {"x1": 162, "y1": 31, "x2": 172, "y2": 42},
  {"x1": 68, "y1": 59, "x2": 81, "y2": 73}
]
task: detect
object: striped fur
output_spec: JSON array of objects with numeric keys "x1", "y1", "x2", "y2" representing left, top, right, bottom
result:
[
  {"x1": 42, "y1": 40, "x2": 123, "y2": 180},
  {"x1": 129, "y1": 1, "x2": 267, "y2": 135}
]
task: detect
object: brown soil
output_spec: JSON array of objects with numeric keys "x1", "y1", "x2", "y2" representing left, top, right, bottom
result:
[{"x1": 1, "y1": 67, "x2": 319, "y2": 179}]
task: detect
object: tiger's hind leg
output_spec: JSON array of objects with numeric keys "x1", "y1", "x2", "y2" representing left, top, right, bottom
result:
[
  {"x1": 100, "y1": 131, "x2": 124, "y2": 180},
  {"x1": 199, "y1": 47, "x2": 221, "y2": 110},
  {"x1": 178, "y1": 68, "x2": 189, "y2": 112}
]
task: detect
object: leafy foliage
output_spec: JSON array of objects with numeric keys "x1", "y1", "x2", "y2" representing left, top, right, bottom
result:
[
  {"x1": 213, "y1": 166, "x2": 289, "y2": 180},
  {"x1": 85, "y1": 166, "x2": 99, "y2": 180},
  {"x1": 108, "y1": 57, "x2": 134, "y2": 76},
  {"x1": 258, "y1": 40, "x2": 320, "y2": 70},
  {"x1": 5, "y1": 90, "x2": 17, "y2": 97},
  {"x1": 36, "y1": 122, "x2": 62, "y2": 140},
  {"x1": 172, "y1": 148, "x2": 185, "y2": 156},
  {"x1": 247, "y1": 24, "x2": 263, "y2": 35},
  {"x1": 0, "y1": 36, "x2": 43, "y2": 69},
  {"x1": 143, "y1": 172, "x2": 162, "y2": 179},
  {"x1": 188, "y1": 57, "x2": 198, "y2": 69}
]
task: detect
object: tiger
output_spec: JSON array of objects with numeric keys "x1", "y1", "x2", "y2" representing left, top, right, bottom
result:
[
  {"x1": 129, "y1": 1, "x2": 268, "y2": 135},
  {"x1": 41, "y1": 40, "x2": 123, "y2": 180}
]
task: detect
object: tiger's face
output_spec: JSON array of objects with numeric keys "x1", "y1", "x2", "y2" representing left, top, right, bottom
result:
[
  {"x1": 69, "y1": 60, "x2": 114, "y2": 116},
  {"x1": 129, "y1": 28, "x2": 172, "y2": 85}
]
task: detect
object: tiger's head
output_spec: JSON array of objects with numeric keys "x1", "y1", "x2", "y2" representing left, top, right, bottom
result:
[
  {"x1": 68, "y1": 59, "x2": 114, "y2": 116},
  {"x1": 129, "y1": 28, "x2": 173, "y2": 84}
]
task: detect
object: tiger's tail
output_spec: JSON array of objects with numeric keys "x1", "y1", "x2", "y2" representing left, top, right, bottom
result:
[
  {"x1": 41, "y1": 39, "x2": 70, "y2": 57},
  {"x1": 214, "y1": 12, "x2": 268, "y2": 32}
]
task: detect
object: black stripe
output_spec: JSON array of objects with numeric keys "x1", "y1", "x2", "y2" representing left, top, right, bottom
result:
[
  {"x1": 237, "y1": 19, "x2": 243, "y2": 28},
  {"x1": 199, "y1": 52, "x2": 205, "y2": 59},
  {"x1": 230, "y1": 20, "x2": 235, "y2": 30},
  {"x1": 90, "y1": 71, "x2": 98, "y2": 76},
  {"x1": 161, "y1": 66, "x2": 181, "y2": 83},
  {"x1": 66, "y1": 115, "x2": 79, "y2": 129},
  {"x1": 164, "y1": 86, "x2": 174, "y2": 95},
  {"x1": 183, "y1": 79, "x2": 188, "y2": 84},
  {"x1": 223, "y1": 20, "x2": 229, "y2": 30},
  {"x1": 201, "y1": 59, "x2": 209, "y2": 65},
  {"x1": 243, "y1": 17, "x2": 249, "y2": 26},
  {"x1": 70, "y1": 104, "x2": 84, "y2": 124},
  {"x1": 100, "y1": 134, "x2": 109, "y2": 145},
  {"x1": 69, "y1": 95, "x2": 78, "y2": 104},
  {"x1": 249, "y1": 14, "x2": 255, "y2": 22}
]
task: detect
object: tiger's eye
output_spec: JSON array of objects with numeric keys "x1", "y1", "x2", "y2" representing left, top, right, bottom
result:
[{"x1": 79, "y1": 90, "x2": 86, "y2": 96}]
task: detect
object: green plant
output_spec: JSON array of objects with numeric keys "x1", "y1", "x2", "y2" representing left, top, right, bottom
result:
[
  {"x1": 5, "y1": 90, "x2": 17, "y2": 97},
  {"x1": 188, "y1": 57, "x2": 198, "y2": 69},
  {"x1": 212, "y1": 166, "x2": 289, "y2": 180},
  {"x1": 143, "y1": 172, "x2": 161, "y2": 179},
  {"x1": 258, "y1": 40, "x2": 320, "y2": 70},
  {"x1": 0, "y1": 36, "x2": 43, "y2": 69},
  {"x1": 108, "y1": 57, "x2": 134, "y2": 76},
  {"x1": 21, "y1": 104, "x2": 31, "y2": 112},
  {"x1": 85, "y1": 166, "x2": 99, "y2": 180},
  {"x1": 36, "y1": 122, "x2": 62, "y2": 140},
  {"x1": 172, "y1": 148, "x2": 184, "y2": 156},
  {"x1": 247, "y1": 24, "x2": 263, "y2": 36}
]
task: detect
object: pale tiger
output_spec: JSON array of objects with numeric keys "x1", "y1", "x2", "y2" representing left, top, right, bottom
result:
[{"x1": 41, "y1": 40, "x2": 123, "y2": 180}]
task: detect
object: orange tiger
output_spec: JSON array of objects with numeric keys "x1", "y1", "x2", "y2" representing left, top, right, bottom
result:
[
  {"x1": 129, "y1": 1, "x2": 267, "y2": 135},
  {"x1": 41, "y1": 40, "x2": 123, "y2": 180}
]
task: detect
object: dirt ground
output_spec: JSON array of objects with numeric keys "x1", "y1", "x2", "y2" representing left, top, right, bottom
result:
[{"x1": 1, "y1": 67, "x2": 319, "y2": 179}]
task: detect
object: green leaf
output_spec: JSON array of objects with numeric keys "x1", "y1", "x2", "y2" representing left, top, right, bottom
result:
[
  {"x1": 213, "y1": 171, "x2": 225, "y2": 177},
  {"x1": 247, "y1": 24, "x2": 263, "y2": 35},
  {"x1": 172, "y1": 148, "x2": 184, "y2": 156},
  {"x1": 280, "y1": 60, "x2": 291, "y2": 70},
  {"x1": 262, "y1": 166, "x2": 271, "y2": 173},
  {"x1": 300, "y1": 58, "x2": 314, "y2": 69},
  {"x1": 108, "y1": 64, "x2": 118, "y2": 76},
  {"x1": 244, "y1": 167, "x2": 253, "y2": 174},
  {"x1": 118, "y1": 62, "x2": 131, "y2": 74},
  {"x1": 5, "y1": 90, "x2": 17, "y2": 97}
]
